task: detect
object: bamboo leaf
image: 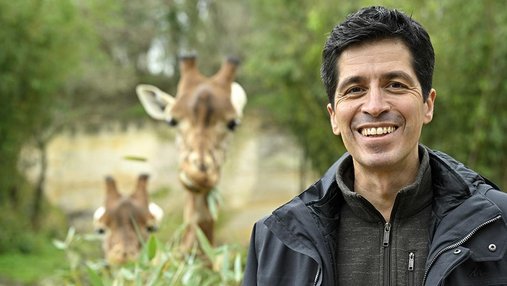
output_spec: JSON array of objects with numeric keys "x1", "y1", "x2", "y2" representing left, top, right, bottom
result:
[
  {"x1": 234, "y1": 252, "x2": 242, "y2": 282},
  {"x1": 195, "y1": 227, "x2": 215, "y2": 261},
  {"x1": 123, "y1": 155, "x2": 147, "y2": 162},
  {"x1": 146, "y1": 235, "x2": 158, "y2": 261},
  {"x1": 52, "y1": 239, "x2": 67, "y2": 250},
  {"x1": 86, "y1": 265, "x2": 104, "y2": 286}
]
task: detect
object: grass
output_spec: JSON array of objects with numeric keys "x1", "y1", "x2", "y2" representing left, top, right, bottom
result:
[
  {"x1": 0, "y1": 201, "x2": 70, "y2": 285},
  {"x1": 0, "y1": 239, "x2": 66, "y2": 285}
]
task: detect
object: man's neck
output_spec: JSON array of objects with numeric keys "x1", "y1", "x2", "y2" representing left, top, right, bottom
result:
[{"x1": 353, "y1": 158, "x2": 420, "y2": 222}]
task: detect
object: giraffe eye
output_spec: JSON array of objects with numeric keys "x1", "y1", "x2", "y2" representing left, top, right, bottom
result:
[
  {"x1": 227, "y1": 119, "x2": 240, "y2": 131},
  {"x1": 166, "y1": 117, "x2": 178, "y2": 127}
]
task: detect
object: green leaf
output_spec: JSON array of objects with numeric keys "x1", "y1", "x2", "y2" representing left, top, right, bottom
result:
[
  {"x1": 208, "y1": 196, "x2": 218, "y2": 221},
  {"x1": 119, "y1": 267, "x2": 135, "y2": 280},
  {"x1": 146, "y1": 235, "x2": 158, "y2": 261},
  {"x1": 146, "y1": 258, "x2": 166, "y2": 286},
  {"x1": 219, "y1": 246, "x2": 230, "y2": 279},
  {"x1": 52, "y1": 239, "x2": 67, "y2": 250},
  {"x1": 234, "y1": 252, "x2": 242, "y2": 282},
  {"x1": 86, "y1": 265, "x2": 104, "y2": 286},
  {"x1": 123, "y1": 155, "x2": 147, "y2": 162},
  {"x1": 207, "y1": 188, "x2": 222, "y2": 221},
  {"x1": 65, "y1": 227, "x2": 76, "y2": 245},
  {"x1": 195, "y1": 227, "x2": 215, "y2": 261}
]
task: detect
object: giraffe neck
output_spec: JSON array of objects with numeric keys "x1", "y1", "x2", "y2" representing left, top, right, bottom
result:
[{"x1": 182, "y1": 191, "x2": 214, "y2": 250}]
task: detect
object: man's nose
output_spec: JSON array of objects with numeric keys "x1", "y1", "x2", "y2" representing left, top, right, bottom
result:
[{"x1": 360, "y1": 87, "x2": 390, "y2": 117}]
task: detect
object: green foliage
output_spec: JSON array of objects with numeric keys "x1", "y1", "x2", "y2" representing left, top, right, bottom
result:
[
  {"x1": 0, "y1": 209, "x2": 40, "y2": 254},
  {"x1": 0, "y1": 0, "x2": 77, "y2": 202},
  {"x1": 49, "y1": 227, "x2": 246, "y2": 286},
  {"x1": 421, "y1": 0, "x2": 507, "y2": 188},
  {"x1": 0, "y1": 0, "x2": 136, "y2": 256},
  {"x1": 0, "y1": 177, "x2": 67, "y2": 254}
]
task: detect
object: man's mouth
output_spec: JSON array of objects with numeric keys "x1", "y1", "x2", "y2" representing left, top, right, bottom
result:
[{"x1": 360, "y1": 126, "x2": 397, "y2": 137}]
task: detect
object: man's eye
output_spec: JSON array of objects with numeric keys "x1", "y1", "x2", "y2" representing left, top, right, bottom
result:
[
  {"x1": 387, "y1": 82, "x2": 407, "y2": 89},
  {"x1": 345, "y1": 86, "x2": 364, "y2": 95}
]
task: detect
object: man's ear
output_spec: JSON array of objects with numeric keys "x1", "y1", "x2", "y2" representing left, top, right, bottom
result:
[
  {"x1": 327, "y1": 103, "x2": 340, "y2": 135},
  {"x1": 423, "y1": 89, "x2": 436, "y2": 124}
]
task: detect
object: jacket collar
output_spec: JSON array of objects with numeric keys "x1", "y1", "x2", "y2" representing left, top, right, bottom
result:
[
  {"x1": 301, "y1": 145, "x2": 484, "y2": 219},
  {"x1": 427, "y1": 148, "x2": 472, "y2": 219}
]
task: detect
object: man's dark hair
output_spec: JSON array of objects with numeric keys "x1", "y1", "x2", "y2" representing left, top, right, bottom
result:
[{"x1": 321, "y1": 6, "x2": 435, "y2": 107}]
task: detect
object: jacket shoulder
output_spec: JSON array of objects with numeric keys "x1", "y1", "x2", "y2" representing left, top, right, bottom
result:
[
  {"x1": 243, "y1": 216, "x2": 319, "y2": 285},
  {"x1": 482, "y1": 188, "x2": 507, "y2": 216}
]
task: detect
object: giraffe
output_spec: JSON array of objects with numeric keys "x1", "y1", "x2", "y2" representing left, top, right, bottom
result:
[
  {"x1": 93, "y1": 174, "x2": 164, "y2": 264},
  {"x1": 135, "y1": 55, "x2": 247, "y2": 249}
]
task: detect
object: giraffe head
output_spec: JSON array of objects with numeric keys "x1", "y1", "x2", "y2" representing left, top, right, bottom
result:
[
  {"x1": 93, "y1": 174, "x2": 163, "y2": 265},
  {"x1": 136, "y1": 55, "x2": 247, "y2": 194}
]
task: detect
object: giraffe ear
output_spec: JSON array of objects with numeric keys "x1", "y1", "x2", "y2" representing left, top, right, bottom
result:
[
  {"x1": 230, "y1": 82, "x2": 247, "y2": 118},
  {"x1": 136, "y1": 84, "x2": 175, "y2": 121},
  {"x1": 145, "y1": 202, "x2": 164, "y2": 233},
  {"x1": 149, "y1": 202, "x2": 164, "y2": 224},
  {"x1": 93, "y1": 206, "x2": 106, "y2": 234}
]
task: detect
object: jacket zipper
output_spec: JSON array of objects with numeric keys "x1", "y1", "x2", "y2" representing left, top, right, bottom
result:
[
  {"x1": 313, "y1": 267, "x2": 321, "y2": 286},
  {"x1": 383, "y1": 222, "x2": 391, "y2": 247},
  {"x1": 383, "y1": 222, "x2": 391, "y2": 286},
  {"x1": 422, "y1": 214, "x2": 501, "y2": 284},
  {"x1": 408, "y1": 252, "x2": 415, "y2": 286}
]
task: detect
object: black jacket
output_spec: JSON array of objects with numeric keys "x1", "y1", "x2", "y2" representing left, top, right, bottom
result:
[{"x1": 243, "y1": 147, "x2": 507, "y2": 285}]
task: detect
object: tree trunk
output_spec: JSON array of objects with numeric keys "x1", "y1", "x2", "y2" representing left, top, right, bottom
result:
[{"x1": 31, "y1": 138, "x2": 47, "y2": 230}]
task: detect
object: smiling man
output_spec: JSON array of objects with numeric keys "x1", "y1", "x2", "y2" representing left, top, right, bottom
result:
[
  {"x1": 243, "y1": 6, "x2": 507, "y2": 286},
  {"x1": 328, "y1": 38, "x2": 436, "y2": 223}
]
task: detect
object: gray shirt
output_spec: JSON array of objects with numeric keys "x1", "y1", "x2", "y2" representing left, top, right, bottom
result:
[{"x1": 335, "y1": 147, "x2": 433, "y2": 286}]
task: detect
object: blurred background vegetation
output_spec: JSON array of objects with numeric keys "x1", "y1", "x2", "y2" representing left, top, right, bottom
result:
[{"x1": 1, "y1": 0, "x2": 506, "y2": 284}]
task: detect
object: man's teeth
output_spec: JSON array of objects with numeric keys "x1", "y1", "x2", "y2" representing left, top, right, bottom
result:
[{"x1": 361, "y1": 126, "x2": 396, "y2": 136}]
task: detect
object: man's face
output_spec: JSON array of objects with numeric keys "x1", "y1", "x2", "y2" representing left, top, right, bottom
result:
[{"x1": 327, "y1": 39, "x2": 436, "y2": 173}]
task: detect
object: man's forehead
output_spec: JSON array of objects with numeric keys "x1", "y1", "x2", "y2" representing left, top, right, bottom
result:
[
  {"x1": 336, "y1": 39, "x2": 417, "y2": 83},
  {"x1": 339, "y1": 39, "x2": 410, "y2": 64}
]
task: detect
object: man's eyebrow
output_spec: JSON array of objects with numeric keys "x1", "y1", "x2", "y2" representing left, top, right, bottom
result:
[
  {"x1": 383, "y1": 71, "x2": 416, "y2": 84},
  {"x1": 337, "y1": 75, "x2": 365, "y2": 92}
]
